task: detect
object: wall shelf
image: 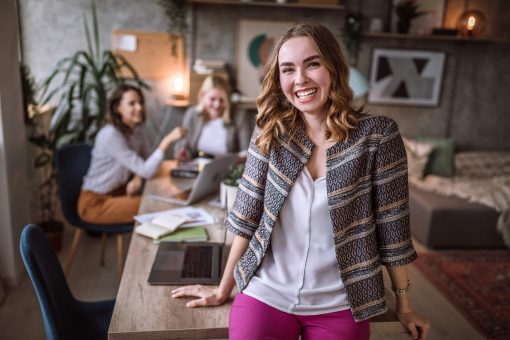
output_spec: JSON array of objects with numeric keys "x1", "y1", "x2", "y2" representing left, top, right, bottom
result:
[
  {"x1": 364, "y1": 32, "x2": 510, "y2": 44},
  {"x1": 191, "y1": 0, "x2": 344, "y2": 10}
]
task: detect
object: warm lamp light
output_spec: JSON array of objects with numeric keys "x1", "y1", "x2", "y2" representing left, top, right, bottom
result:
[
  {"x1": 348, "y1": 67, "x2": 370, "y2": 98},
  {"x1": 169, "y1": 74, "x2": 187, "y2": 104},
  {"x1": 171, "y1": 75, "x2": 185, "y2": 93},
  {"x1": 457, "y1": 9, "x2": 486, "y2": 37}
]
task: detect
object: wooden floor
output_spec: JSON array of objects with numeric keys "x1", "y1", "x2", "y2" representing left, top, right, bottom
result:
[{"x1": 0, "y1": 225, "x2": 485, "y2": 340}]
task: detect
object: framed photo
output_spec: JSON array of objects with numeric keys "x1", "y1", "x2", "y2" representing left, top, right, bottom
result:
[
  {"x1": 368, "y1": 48, "x2": 445, "y2": 106},
  {"x1": 237, "y1": 19, "x2": 292, "y2": 101}
]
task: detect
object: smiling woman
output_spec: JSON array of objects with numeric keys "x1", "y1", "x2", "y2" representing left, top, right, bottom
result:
[
  {"x1": 174, "y1": 75, "x2": 252, "y2": 161},
  {"x1": 278, "y1": 38, "x2": 332, "y2": 119},
  {"x1": 77, "y1": 84, "x2": 187, "y2": 224},
  {"x1": 171, "y1": 21, "x2": 430, "y2": 340}
]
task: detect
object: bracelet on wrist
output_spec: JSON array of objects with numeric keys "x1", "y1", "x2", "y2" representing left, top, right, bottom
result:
[{"x1": 392, "y1": 279, "x2": 411, "y2": 295}]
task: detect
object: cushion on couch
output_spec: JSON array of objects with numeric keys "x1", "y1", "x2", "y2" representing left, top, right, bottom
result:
[
  {"x1": 415, "y1": 136, "x2": 454, "y2": 177},
  {"x1": 402, "y1": 137, "x2": 436, "y2": 179}
]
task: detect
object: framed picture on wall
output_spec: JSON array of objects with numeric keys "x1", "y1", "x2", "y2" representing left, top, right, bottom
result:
[
  {"x1": 237, "y1": 19, "x2": 292, "y2": 101},
  {"x1": 368, "y1": 48, "x2": 446, "y2": 107}
]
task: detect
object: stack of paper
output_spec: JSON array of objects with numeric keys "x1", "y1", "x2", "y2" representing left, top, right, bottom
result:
[
  {"x1": 135, "y1": 215, "x2": 187, "y2": 239},
  {"x1": 134, "y1": 207, "x2": 214, "y2": 228}
]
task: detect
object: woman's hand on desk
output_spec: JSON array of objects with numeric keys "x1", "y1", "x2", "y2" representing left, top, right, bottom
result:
[
  {"x1": 172, "y1": 236, "x2": 248, "y2": 308},
  {"x1": 171, "y1": 285, "x2": 228, "y2": 307}
]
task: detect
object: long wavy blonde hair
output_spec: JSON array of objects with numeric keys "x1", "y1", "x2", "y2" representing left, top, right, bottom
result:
[{"x1": 255, "y1": 21, "x2": 360, "y2": 154}]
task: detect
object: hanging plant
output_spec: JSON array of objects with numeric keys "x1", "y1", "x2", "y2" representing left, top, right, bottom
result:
[{"x1": 158, "y1": 0, "x2": 189, "y2": 56}]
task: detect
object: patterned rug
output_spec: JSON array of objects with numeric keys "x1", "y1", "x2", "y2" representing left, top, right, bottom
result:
[{"x1": 414, "y1": 251, "x2": 510, "y2": 340}]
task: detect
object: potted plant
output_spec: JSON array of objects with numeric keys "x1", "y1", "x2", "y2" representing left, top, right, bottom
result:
[
  {"x1": 220, "y1": 163, "x2": 244, "y2": 211},
  {"x1": 39, "y1": 0, "x2": 148, "y2": 148},
  {"x1": 21, "y1": 64, "x2": 65, "y2": 251},
  {"x1": 394, "y1": 0, "x2": 427, "y2": 34},
  {"x1": 25, "y1": 0, "x2": 147, "y2": 249}
]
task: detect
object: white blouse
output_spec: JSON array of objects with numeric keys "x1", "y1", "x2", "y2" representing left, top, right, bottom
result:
[
  {"x1": 196, "y1": 118, "x2": 228, "y2": 156},
  {"x1": 243, "y1": 167, "x2": 349, "y2": 315}
]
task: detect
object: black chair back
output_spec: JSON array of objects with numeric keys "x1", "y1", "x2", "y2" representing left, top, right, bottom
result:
[
  {"x1": 55, "y1": 143, "x2": 92, "y2": 226},
  {"x1": 20, "y1": 224, "x2": 74, "y2": 340}
]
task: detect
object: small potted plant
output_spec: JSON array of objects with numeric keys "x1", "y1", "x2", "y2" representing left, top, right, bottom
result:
[
  {"x1": 394, "y1": 0, "x2": 427, "y2": 34},
  {"x1": 21, "y1": 63, "x2": 65, "y2": 251},
  {"x1": 220, "y1": 164, "x2": 244, "y2": 211}
]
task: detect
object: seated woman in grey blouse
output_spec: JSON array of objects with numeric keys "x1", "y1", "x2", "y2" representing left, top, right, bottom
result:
[
  {"x1": 174, "y1": 75, "x2": 252, "y2": 161},
  {"x1": 78, "y1": 84, "x2": 186, "y2": 224}
]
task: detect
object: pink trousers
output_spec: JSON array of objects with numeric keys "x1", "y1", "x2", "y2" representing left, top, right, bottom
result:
[{"x1": 229, "y1": 293, "x2": 370, "y2": 340}]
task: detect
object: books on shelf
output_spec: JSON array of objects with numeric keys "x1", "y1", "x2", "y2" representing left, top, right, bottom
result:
[
  {"x1": 153, "y1": 226, "x2": 208, "y2": 244},
  {"x1": 135, "y1": 215, "x2": 187, "y2": 239}
]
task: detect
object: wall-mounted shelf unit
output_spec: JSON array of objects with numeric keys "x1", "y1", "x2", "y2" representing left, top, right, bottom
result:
[
  {"x1": 191, "y1": 0, "x2": 344, "y2": 10},
  {"x1": 364, "y1": 32, "x2": 510, "y2": 44}
]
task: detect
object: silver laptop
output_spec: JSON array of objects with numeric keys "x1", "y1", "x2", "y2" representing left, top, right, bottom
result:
[
  {"x1": 148, "y1": 242, "x2": 223, "y2": 285},
  {"x1": 148, "y1": 154, "x2": 237, "y2": 206}
]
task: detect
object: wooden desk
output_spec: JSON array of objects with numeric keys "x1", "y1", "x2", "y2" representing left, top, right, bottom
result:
[
  {"x1": 109, "y1": 161, "x2": 234, "y2": 339},
  {"x1": 109, "y1": 161, "x2": 404, "y2": 339}
]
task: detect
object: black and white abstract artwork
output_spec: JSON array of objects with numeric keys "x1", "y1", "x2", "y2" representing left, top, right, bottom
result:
[{"x1": 368, "y1": 48, "x2": 446, "y2": 106}]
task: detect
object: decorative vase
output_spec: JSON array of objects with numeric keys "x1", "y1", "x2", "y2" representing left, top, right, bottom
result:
[{"x1": 220, "y1": 182, "x2": 238, "y2": 212}]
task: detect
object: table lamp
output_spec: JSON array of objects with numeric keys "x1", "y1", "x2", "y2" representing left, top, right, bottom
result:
[{"x1": 456, "y1": 0, "x2": 486, "y2": 38}]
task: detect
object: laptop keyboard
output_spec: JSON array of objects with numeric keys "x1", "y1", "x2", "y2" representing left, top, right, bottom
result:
[{"x1": 181, "y1": 245, "x2": 213, "y2": 278}]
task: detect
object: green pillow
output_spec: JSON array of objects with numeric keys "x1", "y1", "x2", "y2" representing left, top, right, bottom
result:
[{"x1": 415, "y1": 137, "x2": 454, "y2": 177}]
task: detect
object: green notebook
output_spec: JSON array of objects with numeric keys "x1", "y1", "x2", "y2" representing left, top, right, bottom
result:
[{"x1": 153, "y1": 226, "x2": 208, "y2": 244}]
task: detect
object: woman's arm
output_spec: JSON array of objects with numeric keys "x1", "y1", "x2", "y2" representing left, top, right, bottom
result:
[
  {"x1": 372, "y1": 118, "x2": 429, "y2": 339},
  {"x1": 171, "y1": 234, "x2": 250, "y2": 306},
  {"x1": 386, "y1": 265, "x2": 430, "y2": 340},
  {"x1": 158, "y1": 127, "x2": 187, "y2": 153},
  {"x1": 108, "y1": 126, "x2": 185, "y2": 179}
]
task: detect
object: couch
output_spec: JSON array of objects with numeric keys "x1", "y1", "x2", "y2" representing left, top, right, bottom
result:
[{"x1": 403, "y1": 138, "x2": 510, "y2": 249}]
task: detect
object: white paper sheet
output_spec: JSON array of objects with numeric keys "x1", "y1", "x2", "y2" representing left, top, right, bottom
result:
[
  {"x1": 134, "y1": 206, "x2": 214, "y2": 228},
  {"x1": 114, "y1": 34, "x2": 137, "y2": 52}
]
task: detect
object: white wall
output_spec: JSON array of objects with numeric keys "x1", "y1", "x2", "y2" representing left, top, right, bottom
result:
[{"x1": 0, "y1": 0, "x2": 31, "y2": 286}]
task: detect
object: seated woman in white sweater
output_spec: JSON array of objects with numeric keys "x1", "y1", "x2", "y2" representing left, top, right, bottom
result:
[
  {"x1": 174, "y1": 75, "x2": 252, "y2": 161},
  {"x1": 78, "y1": 84, "x2": 186, "y2": 224}
]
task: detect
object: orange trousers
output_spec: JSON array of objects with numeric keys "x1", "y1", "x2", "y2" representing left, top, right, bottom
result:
[{"x1": 77, "y1": 186, "x2": 141, "y2": 224}]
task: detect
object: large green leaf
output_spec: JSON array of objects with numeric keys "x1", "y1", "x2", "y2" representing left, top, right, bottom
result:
[
  {"x1": 55, "y1": 132, "x2": 79, "y2": 149},
  {"x1": 34, "y1": 0, "x2": 146, "y2": 155}
]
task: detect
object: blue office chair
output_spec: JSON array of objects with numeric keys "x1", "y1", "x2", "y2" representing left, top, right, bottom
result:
[
  {"x1": 55, "y1": 143, "x2": 133, "y2": 276},
  {"x1": 20, "y1": 224, "x2": 115, "y2": 340}
]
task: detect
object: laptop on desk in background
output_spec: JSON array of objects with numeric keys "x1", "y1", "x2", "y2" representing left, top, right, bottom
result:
[
  {"x1": 148, "y1": 242, "x2": 224, "y2": 285},
  {"x1": 149, "y1": 154, "x2": 236, "y2": 206}
]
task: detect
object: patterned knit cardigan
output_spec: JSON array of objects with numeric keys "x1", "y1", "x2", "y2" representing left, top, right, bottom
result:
[{"x1": 225, "y1": 114, "x2": 417, "y2": 322}]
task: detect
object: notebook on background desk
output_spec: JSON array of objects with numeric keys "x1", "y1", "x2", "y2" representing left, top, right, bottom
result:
[
  {"x1": 149, "y1": 154, "x2": 237, "y2": 206},
  {"x1": 148, "y1": 242, "x2": 224, "y2": 285}
]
